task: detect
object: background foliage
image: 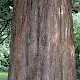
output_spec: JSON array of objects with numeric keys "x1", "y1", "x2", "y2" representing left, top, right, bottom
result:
[
  {"x1": 73, "y1": 13, "x2": 80, "y2": 69},
  {"x1": 0, "y1": 0, "x2": 12, "y2": 72},
  {"x1": 73, "y1": 13, "x2": 80, "y2": 79}
]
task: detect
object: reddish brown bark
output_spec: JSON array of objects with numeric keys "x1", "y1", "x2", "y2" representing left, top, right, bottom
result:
[{"x1": 8, "y1": 0, "x2": 76, "y2": 80}]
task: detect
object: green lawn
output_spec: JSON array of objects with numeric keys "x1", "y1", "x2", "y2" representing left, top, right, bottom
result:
[{"x1": 0, "y1": 72, "x2": 8, "y2": 78}]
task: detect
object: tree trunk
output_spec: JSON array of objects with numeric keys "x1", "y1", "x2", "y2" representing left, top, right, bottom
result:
[{"x1": 8, "y1": 0, "x2": 76, "y2": 80}]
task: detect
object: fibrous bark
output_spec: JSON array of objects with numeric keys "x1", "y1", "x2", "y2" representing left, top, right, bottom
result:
[{"x1": 8, "y1": 0, "x2": 76, "y2": 80}]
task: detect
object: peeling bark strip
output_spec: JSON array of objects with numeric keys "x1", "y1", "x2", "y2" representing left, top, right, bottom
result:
[{"x1": 8, "y1": 0, "x2": 76, "y2": 80}]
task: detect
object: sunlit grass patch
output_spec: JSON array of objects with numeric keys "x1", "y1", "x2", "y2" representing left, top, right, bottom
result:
[{"x1": 0, "y1": 72, "x2": 8, "y2": 78}]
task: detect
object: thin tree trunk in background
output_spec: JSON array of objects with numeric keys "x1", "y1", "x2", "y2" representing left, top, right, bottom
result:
[{"x1": 8, "y1": 0, "x2": 76, "y2": 80}]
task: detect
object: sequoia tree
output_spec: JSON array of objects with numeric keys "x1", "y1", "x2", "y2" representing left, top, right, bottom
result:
[{"x1": 8, "y1": 0, "x2": 76, "y2": 80}]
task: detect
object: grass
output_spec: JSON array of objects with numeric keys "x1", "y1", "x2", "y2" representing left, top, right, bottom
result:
[{"x1": 0, "y1": 72, "x2": 8, "y2": 78}]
